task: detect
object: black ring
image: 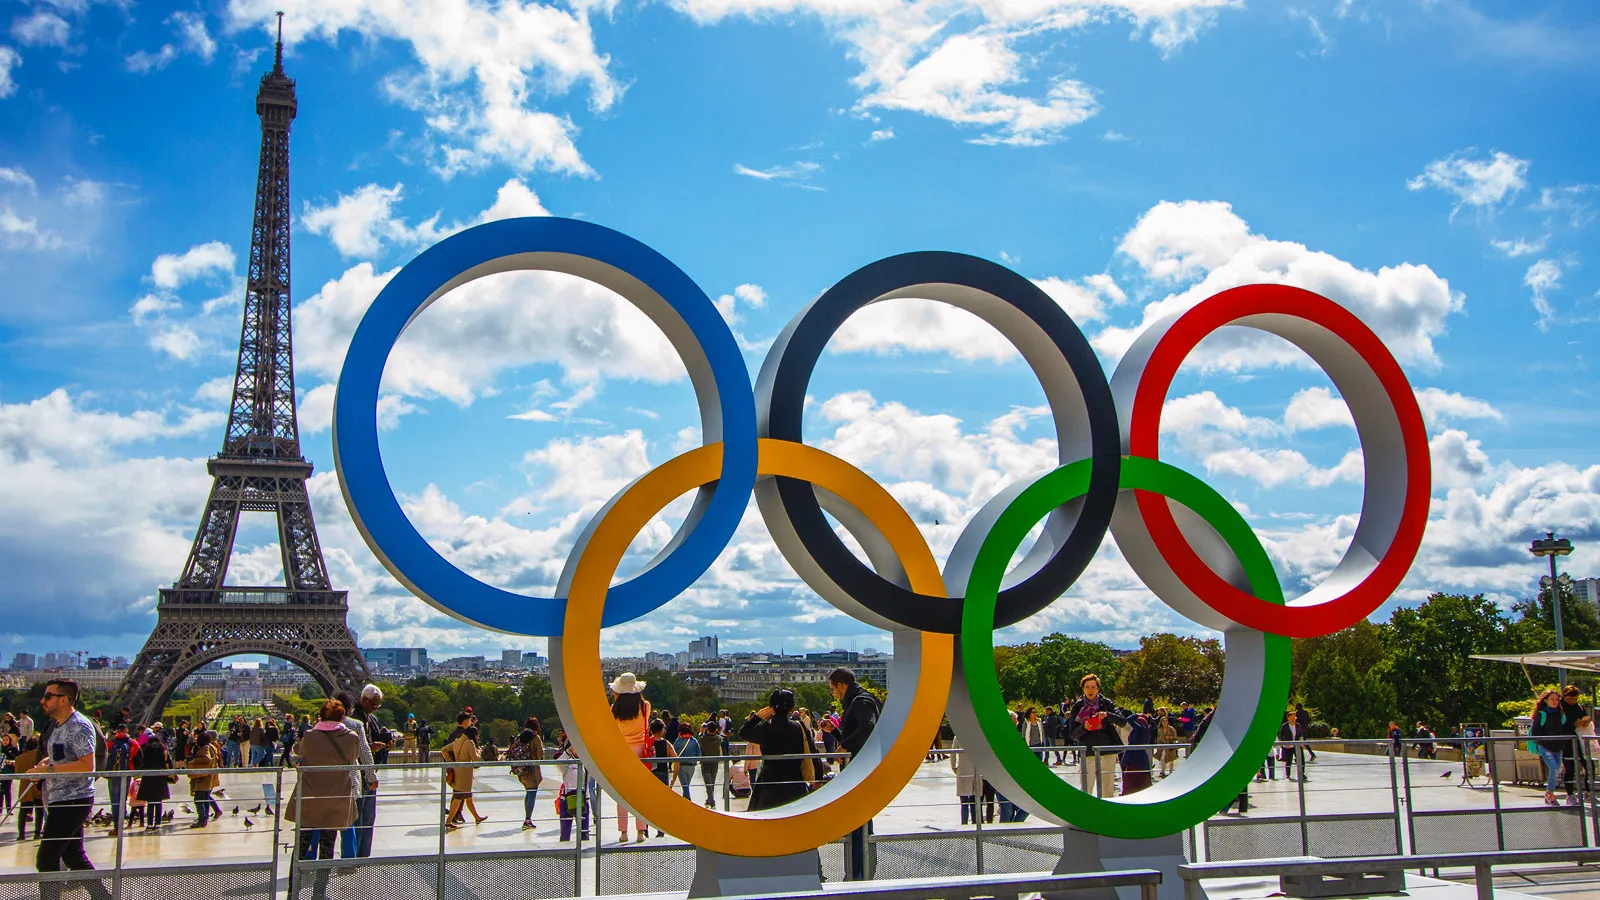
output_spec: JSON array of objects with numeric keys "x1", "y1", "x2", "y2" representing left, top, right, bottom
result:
[{"x1": 757, "y1": 251, "x2": 1121, "y2": 633}]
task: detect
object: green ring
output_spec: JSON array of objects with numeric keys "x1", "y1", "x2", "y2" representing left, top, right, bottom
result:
[{"x1": 958, "y1": 456, "x2": 1291, "y2": 839}]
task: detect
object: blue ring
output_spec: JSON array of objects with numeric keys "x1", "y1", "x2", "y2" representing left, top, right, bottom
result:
[{"x1": 332, "y1": 217, "x2": 757, "y2": 635}]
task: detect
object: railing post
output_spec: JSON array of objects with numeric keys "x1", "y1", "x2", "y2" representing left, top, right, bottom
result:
[
  {"x1": 436, "y1": 757, "x2": 448, "y2": 900},
  {"x1": 572, "y1": 761, "x2": 584, "y2": 897},
  {"x1": 1474, "y1": 862, "x2": 1493, "y2": 900},
  {"x1": 1488, "y1": 736, "x2": 1505, "y2": 851},
  {"x1": 112, "y1": 771, "x2": 125, "y2": 900},
  {"x1": 1295, "y1": 742, "x2": 1309, "y2": 857},
  {"x1": 593, "y1": 773, "x2": 604, "y2": 891},
  {"x1": 270, "y1": 766, "x2": 283, "y2": 898},
  {"x1": 1388, "y1": 741, "x2": 1404, "y2": 855},
  {"x1": 972, "y1": 755, "x2": 984, "y2": 876},
  {"x1": 1576, "y1": 735, "x2": 1590, "y2": 847},
  {"x1": 290, "y1": 763, "x2": 305, "y2": 900},
  {"x1": 1401, "y1": 746, "x2": 1417, "y2": 865}
]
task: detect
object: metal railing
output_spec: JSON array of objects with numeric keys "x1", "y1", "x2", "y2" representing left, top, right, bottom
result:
[
  {"x1": 1178, "y1": 847, "x2": 1600, "y2": 900},
  {"x1": 2, "y1": 732, "x2": 1595, "y2": 898}
]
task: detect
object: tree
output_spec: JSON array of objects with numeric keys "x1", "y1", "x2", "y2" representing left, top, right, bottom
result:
[
  {"x1": 783, "y1": 682, "x2": 834, "y2": 717},
  {"x1": 995, "y1": 634, "x2": 1120, "y2": 705},
  {"x1": 298, "y1": 682, "x2": 326, "y2": 700},
  {"x1": 1384, "y1": 593, "x2": 1528, "y2": 729},
  {"x1": 1299, "y1": 652, "x2": 1398, "y2": 739},
  {"x1": 1112, "y1": 633, "x2": 1225, "y2": 706},
  {"x1": 1291, "y1": 619, "x2": 1389, "y2": 697},
  {"x1": 640, "y1": 669, "x2": 691, "y2": 715},
  {"x1": 519, "y1": 676, "x2": 559, "y2": 736}
]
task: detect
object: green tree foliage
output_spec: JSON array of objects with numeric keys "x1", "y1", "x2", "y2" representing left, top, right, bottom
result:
[
  {"x1": 639, "y1": 668, "x2": 692, "y2": 715},
  {"x1": 1384, "y1": 592, "x2": 1528, "y2": 729},
  {"x1": 1290, "y1": 619, "x2": 1388, "y2": 697},
  {"x1": 995, "y1": 633, "x2": 1120, "y2": 705},
  {"x1": 1299, "y1": 650, "x2": 1398, "y2": 739},
  {"x1": 298, "y1": 681, "x2": 326, "y2": 700},
  {"x1": 1113, "y1": 633, "x2": 1225, "y2": 706}
]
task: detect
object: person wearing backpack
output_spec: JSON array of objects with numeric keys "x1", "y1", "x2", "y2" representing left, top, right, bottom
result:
[
  {"x1": 507, "y1": 723, "x2": 545, "y2": 830},
  {"x1": 608, "y1": 673, "x2": 653, "y2": 843}
]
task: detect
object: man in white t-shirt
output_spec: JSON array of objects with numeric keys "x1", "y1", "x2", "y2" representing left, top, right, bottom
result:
[{"x1": 27, "y1": 680, "x2": 111, "y2": 900}]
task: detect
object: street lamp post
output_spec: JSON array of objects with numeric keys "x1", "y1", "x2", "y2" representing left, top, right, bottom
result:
[{"x1": 1531, "y1": 531, "x2": 1576, "y2": 689}]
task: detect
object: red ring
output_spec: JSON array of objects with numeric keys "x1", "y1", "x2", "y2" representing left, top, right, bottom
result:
[{"x1": 1128, "y1": 284, "x2": 1430, "y2": 639}]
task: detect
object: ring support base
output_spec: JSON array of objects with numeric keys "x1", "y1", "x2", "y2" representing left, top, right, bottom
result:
[
  {"x1": 688, "y1": 847, "x2": 823, "y2": 898},
  {"x1": 1050, "y1": 829, "x2": 1187, "y2": 900}
]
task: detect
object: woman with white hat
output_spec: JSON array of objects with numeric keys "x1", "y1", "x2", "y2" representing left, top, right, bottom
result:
[{"x1": 609, "y1": 673, "x2": 653, "y2": 843}]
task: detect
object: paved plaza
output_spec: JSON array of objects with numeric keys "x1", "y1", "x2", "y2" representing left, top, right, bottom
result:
[{"x1": 3, "y1": 749, "x2": 1599, "y2": 897}]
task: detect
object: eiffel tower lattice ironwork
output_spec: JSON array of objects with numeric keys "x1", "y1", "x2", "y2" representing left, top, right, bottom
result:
[{"x1": 114, "y1": 19, "x2": 369, "y2": 724}]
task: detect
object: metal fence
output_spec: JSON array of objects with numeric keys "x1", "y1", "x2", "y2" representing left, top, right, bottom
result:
[{"x1": 2, "y1": 734, "x2": 1594, "y2": 898}]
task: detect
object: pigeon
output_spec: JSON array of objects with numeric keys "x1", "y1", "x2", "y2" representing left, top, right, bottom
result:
[
  {"x1": 164, "y1": 810, "x2": 175, "y2": 822},
  {"x1": 232, "y1": 806, "x2": 240, "y2": 815},
  {"x1": 1441, "y1": 771, "x2": 1452, "y2": 778},
  {"x1": 244, "y1": 817, "x2": 255, "y2": 828},
  {"x1": 248, "y1": 804, "x2": 261, "y2": 814},
  {"x1": 182, "y1": 804, "x2": 193, "y2": 814}
]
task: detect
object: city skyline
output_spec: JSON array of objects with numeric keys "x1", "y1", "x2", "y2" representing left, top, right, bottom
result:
[{"x1": 1, "y1": 2, "x2": 1597, "y2": 664}]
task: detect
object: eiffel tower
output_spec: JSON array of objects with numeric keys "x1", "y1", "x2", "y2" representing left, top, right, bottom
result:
[{"x1": 113, "y1": 17, "x2": 369, "y2": 725}]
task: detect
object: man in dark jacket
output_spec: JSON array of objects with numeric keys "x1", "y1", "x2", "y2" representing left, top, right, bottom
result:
[
  {"x1": 830, "y1": 667, "x2": 879, "y2": 879},
  {"x1": 831, "y1": 668, "x2": 880, "y2": 759},
  {"x1": 1560, "y1": 686, "x2": 1586, "y2": 805}
]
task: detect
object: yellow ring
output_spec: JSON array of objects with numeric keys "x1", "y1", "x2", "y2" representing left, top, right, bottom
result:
[{"x1": 553, "y1": 438, "x2": 954, "y2": 857}]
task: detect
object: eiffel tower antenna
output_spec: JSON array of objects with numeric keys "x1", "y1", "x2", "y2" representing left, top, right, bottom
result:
[{"x1": 113, "y1": 23, "x2": 369, "y2": 725}]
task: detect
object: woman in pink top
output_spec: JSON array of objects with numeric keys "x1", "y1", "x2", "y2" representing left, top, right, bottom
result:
[{"x1": 609, "y1": 673, "x2": 652, "y2": 843}]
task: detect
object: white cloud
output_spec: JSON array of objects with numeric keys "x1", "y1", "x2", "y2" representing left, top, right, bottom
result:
[
  {"x1": 827, "y1": 274, "x2": 1120, "y2": 362},
  {"x1": 171, "y1": 11, "x2": 216, "y2": 62},
  {"x1": 733, "y1": 161, "x2": 822, "y2": 189},
  {"x1": 858, "y1": 34, "x2": 1099, "y2": 146},
  {"x1": 227, "y1": 0, "x2": 617, "y2": 177},
  {"x1": 1408, "y1": 149, "x2": 1530, "y2": 216},
  {"x1": 1203, "y1": 446, "x2": 1363, "y2": 489},
  {"x1": 0, "y1": 390, "x2": 222, "y2": 462},
  {"x1": 10, "y1": 12, "x2": 69, "y2": 48},
  {"x1": 673, "y1": 0, "x2": 1237, "y2": 146},
  {"x1": 1413, "y1": 387, "x2": 1502, "y2": 427},
  {"x1": 830, "y1": 298, "x2": 1022, "y2": 362},
  {"x1": 1102, "y1": 130, "x2": 1131, "y2": 142},
  {"x1": 1491, "y1": 236, "x2": 1547, "y2": 258},
  {"x1": 302, "y1": 178, "x2": 549, "y2": 258},
  {"x1": 125, "y1": 45, "x2": 179, "y2": 73},
  {"x1": 713, "y1": 282, "x2": 766, "y2": 324},
  {"x1": 0, "y1": 46, "x2": 18, "y2": 98},
  {"x1": 60, "y1": 177, "x2": 105, "y2": 207},
  {"x1": 1282, "y1": 386, "x2": 1351, "y2": 432},
  {"x1": 522, "y1": 431, "x2": 652, "y2": 506},
  {"x1": 867, "y1": 127, "x2": 895, "y2": 143},
  {"x1": 1524, "y1": 258, "x2": 1562, "y2": 331},
  {"x1": 0, "y1": 165, "x2": 35, "y2": 192},
  {"x1": 0, "y1": 206, "x2": 63, "y2": 250},
  {"x1": 150, "y1": 241, "x2": 236, "y2": 289},
  {"x1": 1097, "y1": 199, "x2": 1460, "y2": 369},
  {"x1": 150, "y1": 326, "x2": 203, "y2": 361},
  {"x1": 1033, "y1": 273, "x2": 1123, "y2": 323}
]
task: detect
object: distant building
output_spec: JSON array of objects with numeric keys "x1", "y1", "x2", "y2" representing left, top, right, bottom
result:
[
  {"x1": 501, "y1": 649, "x2": 523, "y2": 668},
  {"x1": 521, "y1": 651, "x2": 546, "y2": 669},
  {"x1": 224, "y1": 665, "x2": 264, "y2": 703},
  {"x1": 644, "y1": 651, "x2": 676, "y2": 670},
  {"x1": 689, "y1": 635, "x2": 719, "y2": 661},
  {"x1": 11, "y1": 653, "x2": 36, "y2": 670},
  {"x1": 806, "y1": 649, "x2": 858, "y2": 665},
  {"x1": 438, "y1": 655, "x2": 487, "y2": 671},
  {"x1": 363, "y1": 648, "x2": 430, "y2": 674},
  {"x1": 1574, "y1": 577, "x2": 1600, "y2": 608}
]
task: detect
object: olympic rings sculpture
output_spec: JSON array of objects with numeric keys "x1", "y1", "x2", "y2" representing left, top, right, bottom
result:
[{"x1": 332, "y1": 217, "x2": 1430, "y2": 855}]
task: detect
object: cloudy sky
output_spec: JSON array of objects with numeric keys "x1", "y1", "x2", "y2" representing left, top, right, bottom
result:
[{"x1": 1, "y1": 0, "x2": 1597, "y2": 664}]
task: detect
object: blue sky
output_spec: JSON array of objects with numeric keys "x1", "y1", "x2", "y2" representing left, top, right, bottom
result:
[{"x1": 1, "y1": 0, "x2": 1597, "y2": 663}]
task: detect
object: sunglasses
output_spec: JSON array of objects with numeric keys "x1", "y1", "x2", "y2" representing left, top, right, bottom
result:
[{"x1": 41, "y1": 692, "x2": 67, "y2": 700}]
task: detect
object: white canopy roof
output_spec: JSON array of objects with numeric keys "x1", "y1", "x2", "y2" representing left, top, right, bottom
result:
[{"x1": 1471, "y1": 651, "x2": 1600, "y2": 675}]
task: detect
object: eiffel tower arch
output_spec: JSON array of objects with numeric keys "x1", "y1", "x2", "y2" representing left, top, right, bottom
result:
[{"x1": 112, "y1": 19, "x2": 370, "y2": 725}]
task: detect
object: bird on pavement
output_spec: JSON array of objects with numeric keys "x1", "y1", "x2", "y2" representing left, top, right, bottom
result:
[
  {"x1": 232, "y1": 805, "x2": 240, "y2": 815},
  {"x1": 181, "y1": 804, "x2": 193, "y2": 814},
  {"x1": 248, "y1": 804, "x2": 261, "y2": 814},
  {"x1": 244, "y1": 817, "x2": 255, "y2": 828},
  {"x1": 1441, "y1": 771, "x2": 1452, "y2": 778}
]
